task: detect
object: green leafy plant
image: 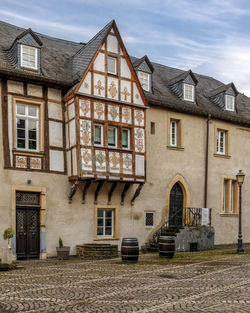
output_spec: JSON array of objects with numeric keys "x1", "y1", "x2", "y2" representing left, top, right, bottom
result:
[
  {"x1": 58, "y1": 237, "x2": 63, "y2": 248},
  {"x1": 3, "y1": 227, "x2": 14, "y2": 246}
]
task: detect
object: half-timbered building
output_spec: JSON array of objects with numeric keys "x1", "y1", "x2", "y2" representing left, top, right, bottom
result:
[{"x1": 0, "y1": 19, "x2": 250, "y2": 260}]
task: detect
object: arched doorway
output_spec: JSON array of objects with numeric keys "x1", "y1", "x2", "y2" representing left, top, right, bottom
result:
[{"x1": 169, "y1": 183, "x2": 183, "y2": 228}]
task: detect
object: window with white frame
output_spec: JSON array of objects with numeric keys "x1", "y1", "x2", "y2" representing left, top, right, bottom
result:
[
  {"x1": 108, "y1": 126, "x2": 117, "y2": 147},
  {"x1": 94, "y1": 124, "x2": 103, "y2": 146},
  {"x1": 16, "y1": 103, "x2": 39, "y2": 151},
  {"x1": 21, "y1": 45, "x2": 38, "y2": 70},
  {"x1": 145, "y1": 212, "x2": 154, "y2": 227},
  {"x1": 107, "y1": 56, "x2": 117, "y2": 75},
  {"x1": 170, "y1": 120, "x2": 177, "y2": 147},
  {"x1": 138, "y1": 71, "x2": 150, "y2": 92},
  {"x1": 217, "y1": 130, "x2": 226, "y2": 155},
  {"x1": 97, "y1": 208, "x2": 114, "y2": 236},
  {"x1": 122, "y1": 128, "x2": 130, "y2": 149},
  {"x1": 183, "y1": 84, "x2": 194, "y2": 102},
  {"x1": 225, "y1": 95, "x2": 235, "y2": 111}
]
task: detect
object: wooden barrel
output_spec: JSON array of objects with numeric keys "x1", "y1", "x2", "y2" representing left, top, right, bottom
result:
[
  {"x1": 158, "y1": 236, "x2": 175, "y2": 258},
  {"x1": 121, "y1": 238, "x2": 139, "y2": 263}
]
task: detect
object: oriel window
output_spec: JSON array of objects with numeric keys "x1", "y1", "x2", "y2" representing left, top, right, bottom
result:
[
  {"x1": 108, "y1": 126, "x2": 117, "y2": 147},
  {"x1": 16, "y1": 103, "x2": 39, "y2": 151},
  {"x1": 122, "y1": 128, "x2": 130, "y2": 149},
  {"x1": 94, "y1": 124, "x2": 103, "y2": 146}
]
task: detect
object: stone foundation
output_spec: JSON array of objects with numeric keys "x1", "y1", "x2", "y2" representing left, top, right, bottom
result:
[
  {"x1": 76, "y1": 244, "x2": 118, "y2": 259},
  {"x1": 175, "y1": 226, "x2": 215, "y2": 252}
]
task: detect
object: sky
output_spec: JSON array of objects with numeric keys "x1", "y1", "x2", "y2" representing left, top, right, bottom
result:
[{"x1": 1, "y1": 0, "x2": 250, "y2": 95}]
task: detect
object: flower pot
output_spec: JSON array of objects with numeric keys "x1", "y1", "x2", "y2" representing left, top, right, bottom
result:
[{"x1": 56, "y1": 247, "x2": 70, "y2": 260}]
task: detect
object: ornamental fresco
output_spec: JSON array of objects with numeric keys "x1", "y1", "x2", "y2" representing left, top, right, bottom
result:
[
  {"x1": 122, "y1": 153, "x2": 132, "y2": 174},
  {"x1": 134, "y1": 110, "x2": 144, "y2": 126},
  {"x1": 95, "y1": 80, "x2": 104, "y2": 95},
  {"x1": 122, "y1": 107, "x2": 132, "y2": 124},
  {"x1": 134, "y1": 128, "x2": 145, "y2": 153},
  {"x1": 121, "y1": 86, "x2": 131, "y2": 101},
  {"x1": 30, "y1": 157, "x2": 42, "y2": 170},
  {"x1": 109, "y1": 152, "x2": 120, "y2": 173},
  {"x1": 108, "y1": 105, "x2": 120, "y2": 122},
  {"x1": 16, "y1": 156, "x2": 27, "y2": 168},
  {"x1": 80, "y1": 120, "x2": 92, "y2": 146},
  {"x1": 95, "y1": 150, "x2": 106, "y2": 172},
  {"x1": 81, "y1": 148, "x2": 92, "y2": 171},
  {"x1": 108, "y1": 81, "x2": 117, "y2": 98},
  {"x1": 79, "y1": 99, "x2": 91, "y2": 118},
  {"x1": 94, "y1": 102, "x2": 105, "y2": 120}
]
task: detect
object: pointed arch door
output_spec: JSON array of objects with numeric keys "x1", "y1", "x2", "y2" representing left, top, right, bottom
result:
[{"x1": 169, "y1": 182, "x2": 183, "y2": 228}]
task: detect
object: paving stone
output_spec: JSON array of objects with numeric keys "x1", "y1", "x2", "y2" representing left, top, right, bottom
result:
[{"x1": 0, "y1": 253, "x2": 249, "y2": 312}]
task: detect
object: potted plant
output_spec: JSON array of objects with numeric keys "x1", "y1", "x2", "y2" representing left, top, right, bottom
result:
[
  {"x1": 1, "y1": 227, "x2": 14, "y2": 270},
  {"x1": 56, "y1": 237, "x2": 70, "y2": 260}
]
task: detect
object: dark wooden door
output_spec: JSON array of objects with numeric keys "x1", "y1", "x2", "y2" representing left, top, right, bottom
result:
[
  {"x1": 16, "y1": 208, "x2": 40, "y2": 259},
  {"x1": 169, "y1": 183, "x2": 183, "y2": 228}
]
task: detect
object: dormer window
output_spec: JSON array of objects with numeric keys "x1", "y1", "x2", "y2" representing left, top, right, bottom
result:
[
  {"x1": 225, "y1": 95, "x2": 235, "y2": 111},
  {"x1": 21, "y1": 44, "x2": 38, "y2": 70},
  {"x1": 183, "y1": 84, "x2": 194, "y2": 102},
  {"x1": 138, "y1": 71, "x2": 150, "y2": 92}
]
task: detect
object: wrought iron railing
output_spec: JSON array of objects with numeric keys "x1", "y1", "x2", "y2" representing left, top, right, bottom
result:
[{"x1": 151, "y1": 207, "x2": 211, "y2": 245}]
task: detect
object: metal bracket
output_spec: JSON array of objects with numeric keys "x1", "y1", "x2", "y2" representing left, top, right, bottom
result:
[
  {"x1": 68, "y1": 180, "x2": 80, "y2": 203},
  {"x1": 94, "y1": 181, "x2": 104, "y2": 204},
  {"x1": 82, "y1": 180, "x2": 92, "y2": 204},
  {"x1": 121, "y1": 182, "x2": 131, "y2": 205},
  {"x1": 107, "y1": 181, "x2": 118, "y2": 205},
  {"x1": 131, "y1": 183, "x2": 144, "y2": 206}
]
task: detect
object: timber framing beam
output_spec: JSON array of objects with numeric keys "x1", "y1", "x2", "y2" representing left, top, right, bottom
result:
[
  {"x1": 121, "y1": 182, "x2": 131, "y2": 205},
  {"x1": 94, "y1": 181, "x2": 104, "y2": 204},
  {"x1": 131, "y1": 183, "x2": 144, "y2": 206},
  {"x1": 82, "y1": 180, "x2": 92, "y2": 204},
  {"x1": 107, "y1": 181, "x2": 118, "y2": 204},
  {"x1": 68, "y1": 180, "x2": 80, "y2": 203}
]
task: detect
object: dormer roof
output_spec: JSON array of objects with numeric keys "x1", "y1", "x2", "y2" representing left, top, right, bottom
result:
[
  {"x1": 168, "y1": 69, "x2": 198, "y2": 86},
  {"x1": 133, "y1": 55, "x2": 154, "y2": 74},
  {"x1": 207, "y1": 82, "x2": 238, "y2": 98}
]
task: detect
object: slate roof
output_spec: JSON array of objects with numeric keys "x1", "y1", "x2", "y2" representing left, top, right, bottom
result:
[{"x1": 1, "y1": 20, "x2": 250, "y2": 127}]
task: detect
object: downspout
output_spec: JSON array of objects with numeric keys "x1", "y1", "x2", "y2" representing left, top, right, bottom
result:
[{"x1": 204, "y1": 114, "x2": 211, "y2": 208}]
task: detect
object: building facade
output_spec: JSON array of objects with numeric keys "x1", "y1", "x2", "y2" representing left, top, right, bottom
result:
[{"x1": 0, "y1": 20, "x2": 249, "y2": 260}]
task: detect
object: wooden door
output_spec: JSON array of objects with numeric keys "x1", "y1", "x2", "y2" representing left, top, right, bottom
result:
[
  {"x1": 169, "y1": 183, "x2": 183, "y2": 228},
  {"x1": 16, "y1": 208, "x2": 40, "y2": 259}
]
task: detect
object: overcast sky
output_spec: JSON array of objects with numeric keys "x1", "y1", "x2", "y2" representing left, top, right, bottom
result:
[{"x1": 1, "y1": 0, "x2": 250, "y2": 95}]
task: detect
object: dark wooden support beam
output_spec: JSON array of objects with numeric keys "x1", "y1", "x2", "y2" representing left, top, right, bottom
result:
[
  {"x1": 94, "y1": 181, "x2": 104, "y2": 204},
  {"x1": 131, "y1": 183, "x2": 144, "y2": 206},
  {"x1": 68, "y1": 180, "x2": 80, "y2": 203},
  {"x1": 82, "y1": 180, "x2": 92, "y2": 204},
  {"x1": 121, "y1": 182, "x2": 131, "y2": 205},
  {"x1": 107, "y1": 181, "x2": 118, "y2": 205}
]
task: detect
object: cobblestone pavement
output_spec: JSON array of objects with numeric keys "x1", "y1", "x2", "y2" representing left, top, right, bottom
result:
[{"x1": 0, "y1": 253, "x2": 250, "y2": 313}]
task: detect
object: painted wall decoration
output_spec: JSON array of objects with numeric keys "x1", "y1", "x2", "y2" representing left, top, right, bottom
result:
[
  {"x1": 95, "y1": 80, "x2": 104, "y2": 96},
  {"x1": 79, "y1": 99, "x2": 91, "y2": 118},
  {"x1": 94, "y1": 102, "x2": 105, "y2": 120},
  {"x1": 108, "y1": 81, "x2": 118, "y2": 99},
  {"x1": 134, "y1": 128, "x2": 145, "y2": 153},
  {"x1": 108, "y1": 104, "x2": 120, "y2": 122},
  {"x1": 134, "y1": 110, "x2": 144, "y2": 127},
  {"x1": 122, "y1": 153, "x2": 132, "y2": 174},
  {"x1": 121, "y1": 87, "x2": 131, "y2": 102},
  {"x1": 95, "y1": 150, "x2": 106, "y2": 172},
  {"x1": 78, "y1": 72, "x2": 91, "y2": 94},
  {"x1": 122, "y1": 107, "x2": 132, "y2": 124},
  {"x1": 81, "y1": 148, "x2": 92, "y2": 171},
  {"x1": 80, "y1": 120, "x2": 92, "y2": 146},
  {"x1": 109, "y1": 152, "x2": 120, "y2": 173},
  {"x1": 30, "y1": 157, "x2": 42, "y2": 170},
  {"x1": 16, "y1": 156, "x2": 27, "y2": 168}
]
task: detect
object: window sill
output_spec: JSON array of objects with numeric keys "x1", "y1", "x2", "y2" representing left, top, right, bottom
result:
[
  {"x1": 220, "y1": 213, "x2": 239, "y2": 217},
  {"x1": 167, "y1": 145, "x2": 184, "y2": 151},
  {"x1": 94, "y1": 237, "x2": 119, "y2": 241},
  {"x1": 13, "y1": 149, "x2": 44, "y2": 157},
  {"x1": 213, "y1": 153, "x2": 231, "y2": 159}
]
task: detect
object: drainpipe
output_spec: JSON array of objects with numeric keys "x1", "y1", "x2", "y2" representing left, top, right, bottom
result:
[{"x1": 204, "y1": 114, "x2": 211, "y2": 208}]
